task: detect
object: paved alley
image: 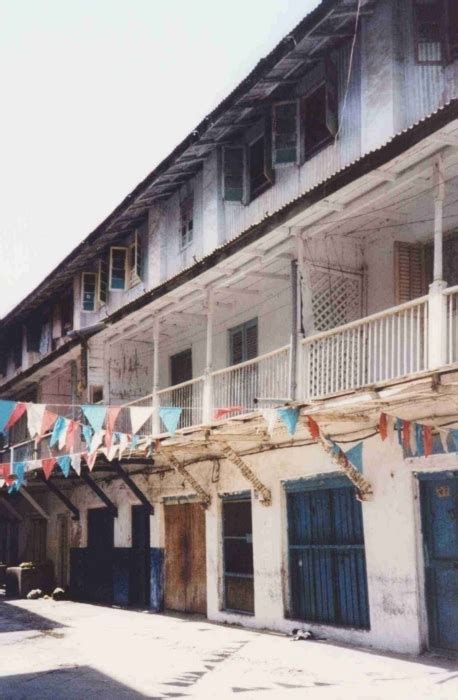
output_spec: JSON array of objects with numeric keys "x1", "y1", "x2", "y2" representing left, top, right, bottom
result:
[{"x1": 0, "y1": 599, "x2": 457, "y2": 699}]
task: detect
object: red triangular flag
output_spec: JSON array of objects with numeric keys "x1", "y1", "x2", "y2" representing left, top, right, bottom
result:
[
  {"x1": 105, "y1": 407, "x2": 122, "y2": 449},
  {"x1": 307, "y1": 416, "x2": 320, "y2": 440},
  {"x1": 423, "y1": 426, "x2": 433, "y2": 457},
  {"x1": 379, "y1": 413, "x2": 388, "y2": 441},
  {"x1": 65, "y1": 420, "x2": 79, "y2": 451},
  {"x1": 5, "y1": 402, "x2": 27, "y2": 430},
  {"x1": 38, "y1": 410, "x2": 58, "y2": 442},
  {"x1": 213, "y1": 406, "x2": 242, "y2": 420},
  {"x1": 402, "y1": 420, "x2": 411, "y2": 451},
  {"x1": 42, "y1": 458, "x2": 56, "y2": 480}
]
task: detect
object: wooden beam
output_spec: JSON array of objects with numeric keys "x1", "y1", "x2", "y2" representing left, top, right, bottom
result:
[
  {"x1": 38, "y1": 473, "x2": 80, "y2": 520},
  {"x1": 80, "y1": 471, "x2": 118, "y2": 517},
  {"x1": 112, "y1": 461, "x2": 154, "y2": 515},
  {"x1": 220, "y1": 443, "x2": 272, "y2": 506},
  {"x1": 167, "y1": 454, "x2": 211, "y2": 510},
  {"x1": 19, "y1": 488, "x2": 50, "y2": 520},
  {"x1": 0, "y1": 497, "x2": 23, "y2": 521}
]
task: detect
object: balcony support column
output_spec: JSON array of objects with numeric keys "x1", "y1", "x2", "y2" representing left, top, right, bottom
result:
[
  {"x1": 152, "y1": 317, "x2": 161, "y2": 436},
  {"x1": 428, "y1": 156, "x2": 448, "y2": 369},
  {"x1": 203, "y1": 289, "x2": 214, "y2": 424}
]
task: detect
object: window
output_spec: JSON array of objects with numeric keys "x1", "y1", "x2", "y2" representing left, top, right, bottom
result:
[
  {"x1": 170, "y1": 348, "x2": 192, "y2": 386},
  {"x1": 248, "y1": 128, "x2": 274, "y2": 200},
  {"x1": 98, "y1": 258, "x2": 108, "y2": 305},
  {"x1": 413, "y1": 0, "x2": 446, "y2": 64},
  {"x1": 229, "y1": 318, "x2": 258, "y2": 365},
  {"x1": 90, "y1": 385, "x2": 104, "y2": 404},
  {"x1": 81, "y1": 272, "x2": 97, "y2": 311},
  {"x1": 394, "y1": 241, "x2": 428, "y2": 303},
  {"x1": 285, "y1": 476, "x2": 370, "y2": 628},
  {"x1": 273, "y1": 101, "x2": 299, "y2": 165},
  {"x1": 222, "y1": 495, "x2": 254, "y2": 614},
  {"x1": 11, "y1": 326, "x2": 22, "y2": 369},
  {"x1": 60, "y1": 290, "x2": 74, "y2": 334},
  {"x1": 128, "y1": 230, "x2": 143, "y2": 286},
  {"x1": 222, "y1": 118, "x2": 274, "y2": 204},
  {"x1": 180, "y1": 195, "x2": 194, "y2": 250},
  {"x1": 302, "y1": 59, "x2": 338, "y2": 160},
  {"x1": 109, "y1": 247, "x2": 128, "y2": 291}
]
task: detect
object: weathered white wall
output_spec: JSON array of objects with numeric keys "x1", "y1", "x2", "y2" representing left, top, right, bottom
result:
[{"x1": 41, "y1": 432, "x2": 457, "y2": 655}]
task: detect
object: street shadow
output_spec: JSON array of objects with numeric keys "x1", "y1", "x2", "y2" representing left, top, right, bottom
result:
[
  {"x1": 0, "y1": 601, "x2": 66, "y2": 634},
  {"x1": 0, "y1": 666, "x2": 150, "y2": 699}
]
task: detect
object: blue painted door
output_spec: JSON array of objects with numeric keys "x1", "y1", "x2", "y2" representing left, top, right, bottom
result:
[
  {"x1": 286, "y1": 476, "x2": 370, "y2": 628},
  {"x1": 420, "y1": 472, "x2": 458, "y2": 652}
]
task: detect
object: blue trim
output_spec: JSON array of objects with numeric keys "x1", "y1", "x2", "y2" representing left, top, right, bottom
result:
[
  {"x1": 416, "y1": 470, "x2": 458, "y2": 482},
  {"x1": 150, "y1": 548, "x2": 164, "y2": 612},
  {"x1": 283, "y1": 473, "x2": 352, "y2": 493}
]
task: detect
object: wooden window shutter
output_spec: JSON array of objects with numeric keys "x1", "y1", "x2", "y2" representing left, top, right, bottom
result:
[
  {"x1": 223, "y1": 146, "x2": 245, "y2": 202},
  {"x1": 229, "y1": 319, "x2": 258, "y2": 364},
  {"x1": 98, "y1": 257, "x2": 108, "y2": 304},
  {"x1": 394, "y1": 242, "x2": 427, "y2": 304},
  {"x1": 325, "y1": 56, "x2": 338, "y2": 138},
  {"x1": 272, "y1": 101, "x2": 299, "y2": 165},
  {"x1": 245, "y1": 320, "x2": 258, "y2": 361},
  {"x1": 230, "y1": 327, "x2": 244, "y2": 365}
]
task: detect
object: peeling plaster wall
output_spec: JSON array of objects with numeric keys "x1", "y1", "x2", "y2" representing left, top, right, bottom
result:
[
  {"x1": 40, "y1": 435, "x2": 458, "y2": 654},
  {"x1": 106, "y1": 339, "x2": 154, "y2": 402}
]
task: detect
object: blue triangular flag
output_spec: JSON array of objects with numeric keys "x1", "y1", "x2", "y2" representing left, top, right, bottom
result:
[
  {"x1": 344, "y1": 442, "x2": 363, "y2": 473},
  {"x1": 57, "y1": 455, "x2": 71, "y2": 478},
  {"x1": 0, "y1": 400, "x2": 16, "y2": 434},
  {"x1": 12, "y1": 462, "x2": 26, "y2": 490},
  {"x1": 277, "y1": 407, "x2": 299, "y2": 436},
  {"x1": 450, "y1": 429, "x2": 458, "y2": 452},
  {"x1": 159, "y1": 407, "x2": 182, "y2": 434},
  {"x1": 50, "y1": 416, "x2": 67, "y2": 448},
  {"x1": 82, "y1": 405, "x2": 106, "y2": 433},
  {"x1": 415, "y1": 423, "x2": 424, "y2": 457},
  {"x1": 82, "y1": 424, "x2": 93, "y2": 446}
]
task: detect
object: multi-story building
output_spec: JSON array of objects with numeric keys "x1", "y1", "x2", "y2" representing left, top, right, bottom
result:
[{"x1": 1, "y1": 0, "x2": 458, "y2": 655}]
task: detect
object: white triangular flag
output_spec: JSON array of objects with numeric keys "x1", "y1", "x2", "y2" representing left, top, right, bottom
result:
[
  {"x1": 130, "y1": 407, "x2": 154, "y2": 435},
  {"x1": 107, "y1": 443, "x2": 119, "y2": 462},
  {"x1": 118, "y1": 433, "x2": 130, "y2": 458},
  {"x1": 27, "y1": 403, "x2": 46, "y2": 438},
  {"x1": 261, "y1": 409, "x2": 278, "y2": 435},
  {"x1": 71, "y1": 453, "x2": 81, "y2": 476},
  {"x1": 25, "y1": 460, "x2": 41, "y2": 473},
  {"x1": 439, "y1": 429, "x2": 449, "y2": 454},
  {"x1": 90, "y1": 430, "x2": 105, "y2": 453},
  {"x1": 58, "y1": 418, "x2": 70, "y2": 451}
]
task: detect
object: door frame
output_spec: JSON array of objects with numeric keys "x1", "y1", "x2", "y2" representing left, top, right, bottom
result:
[{"x1": 416, "y1": 469, "x2": 458, "y2": 653}]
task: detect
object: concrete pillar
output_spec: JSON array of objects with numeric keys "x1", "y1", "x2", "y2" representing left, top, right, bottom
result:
[
  {"x1": 428, "y1": 156, "x2": 447, "y2": 369},
  {"x1": 152, "y1": 317, "x2": 161, "y2": 436},
  {"x1": 202, "y1": 289, "x2": 214, "y2": 424}
]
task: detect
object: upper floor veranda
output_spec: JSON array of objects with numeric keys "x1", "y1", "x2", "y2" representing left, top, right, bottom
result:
[{"x1": 1, "y1": 0, "x2": 458, "y2": 391}]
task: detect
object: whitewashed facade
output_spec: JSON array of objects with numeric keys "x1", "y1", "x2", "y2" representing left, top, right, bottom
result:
[{"x1": 2, "y1": 0, "x2": 458, "y2": 656}]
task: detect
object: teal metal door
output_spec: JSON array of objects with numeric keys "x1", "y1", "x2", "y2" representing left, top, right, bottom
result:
[{"x1": 420, "y1": 472, "x2": 458, "y2": 652}]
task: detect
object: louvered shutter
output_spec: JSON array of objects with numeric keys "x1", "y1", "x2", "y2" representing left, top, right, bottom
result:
[
  {"x1": 394, "y1": 242, "x2": 427, "y2": 303},
  {"x1": 230, "y1": 328, "x2": 244, "y2": 365},
  {"x1": 98, "y1": 257, "x2": 108, "y2": 304},
  {"x1": 245, "y1": 320, "x2": 258, "y2": 360}
]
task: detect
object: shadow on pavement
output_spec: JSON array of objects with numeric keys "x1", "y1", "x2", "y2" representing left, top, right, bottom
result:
[
  {"x1": 0, "y1": 601, "x2": 66, "y2": 634},
  {"x1": 0, "y1": 666, "x2": 151, "y2": 700}
]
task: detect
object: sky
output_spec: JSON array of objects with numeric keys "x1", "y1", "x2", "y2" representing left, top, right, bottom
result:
[{"x1": 0, "y1": 0, "x2": 320, "y2": 318}]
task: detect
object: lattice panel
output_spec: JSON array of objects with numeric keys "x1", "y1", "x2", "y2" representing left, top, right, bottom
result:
[{"x1": 309, "y1": 270, "x2": 363, "y2": 332}]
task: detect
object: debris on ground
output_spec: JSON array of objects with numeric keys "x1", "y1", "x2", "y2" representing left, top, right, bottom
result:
[
  {"x1": 26, "y1": 589, "x2": 43, "y2": 600},
  {"x1": 290, "y1": 628, "x2": 315, "y2": 641},
  {"x1": 52, "y1": 588, "x2": 65, "y2": 601}
]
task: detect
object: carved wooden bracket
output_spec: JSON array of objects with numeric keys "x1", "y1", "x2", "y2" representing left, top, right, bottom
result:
[
  {"x1": 221, "y1": 443, "x2": 272, "y2": 506},
  {"x1": 168, "y1": 454, "x2": 211, "y2": 509}
]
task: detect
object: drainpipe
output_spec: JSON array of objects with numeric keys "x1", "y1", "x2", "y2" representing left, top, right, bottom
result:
[{"x1": 428, "y1": 155, "x2": 447, "y2": 369}]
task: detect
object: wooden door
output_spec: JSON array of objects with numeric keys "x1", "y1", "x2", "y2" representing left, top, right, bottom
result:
[{"x1": 164, "y1": 502, "x2": 206, "y2": 614}]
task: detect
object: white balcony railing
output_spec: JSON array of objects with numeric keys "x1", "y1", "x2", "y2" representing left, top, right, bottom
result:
[
  {"x1": 301, "y1": 296, "x2": 429, "y2": 400},
  {"x1": 446, "y1": 285, "x2": 458, "y2": 365},
  {"x1": 157, "y1": 376, "x2": 204, "y2": 430},
  {"x1": 212, "y1": 345, "x2": 291, "y2": 419}
]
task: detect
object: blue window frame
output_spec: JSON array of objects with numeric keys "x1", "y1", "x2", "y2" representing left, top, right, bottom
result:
[{"x1": 285, "y1": 475, "x2": 370, "y2": 628}]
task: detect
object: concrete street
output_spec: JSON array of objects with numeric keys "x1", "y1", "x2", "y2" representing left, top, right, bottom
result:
[{"x1": 0, "y1": 599, "x2": 457, "y2": 699}]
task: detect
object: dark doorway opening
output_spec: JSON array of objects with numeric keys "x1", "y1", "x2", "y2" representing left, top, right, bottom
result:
[
  {"x1": 130, "y1": 505, "x2": 151, "y2": 607},
  {"x1": 222, "y1": 495, "x2": 254, "y2": 614},
  {"x1": 87, "y1": 508, "x2": 114, "y2": 604}
]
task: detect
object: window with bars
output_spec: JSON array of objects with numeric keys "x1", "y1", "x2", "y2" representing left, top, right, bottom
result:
[
  {"x1": 413, "y1": 0, "x2": 447, "y2": 65},
  {"x1": 109, "y1": 247, "x2": 128, "y2": 291},
  {"x1": 81, "y1": 272, "x2": 97, "y2": 311}
]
